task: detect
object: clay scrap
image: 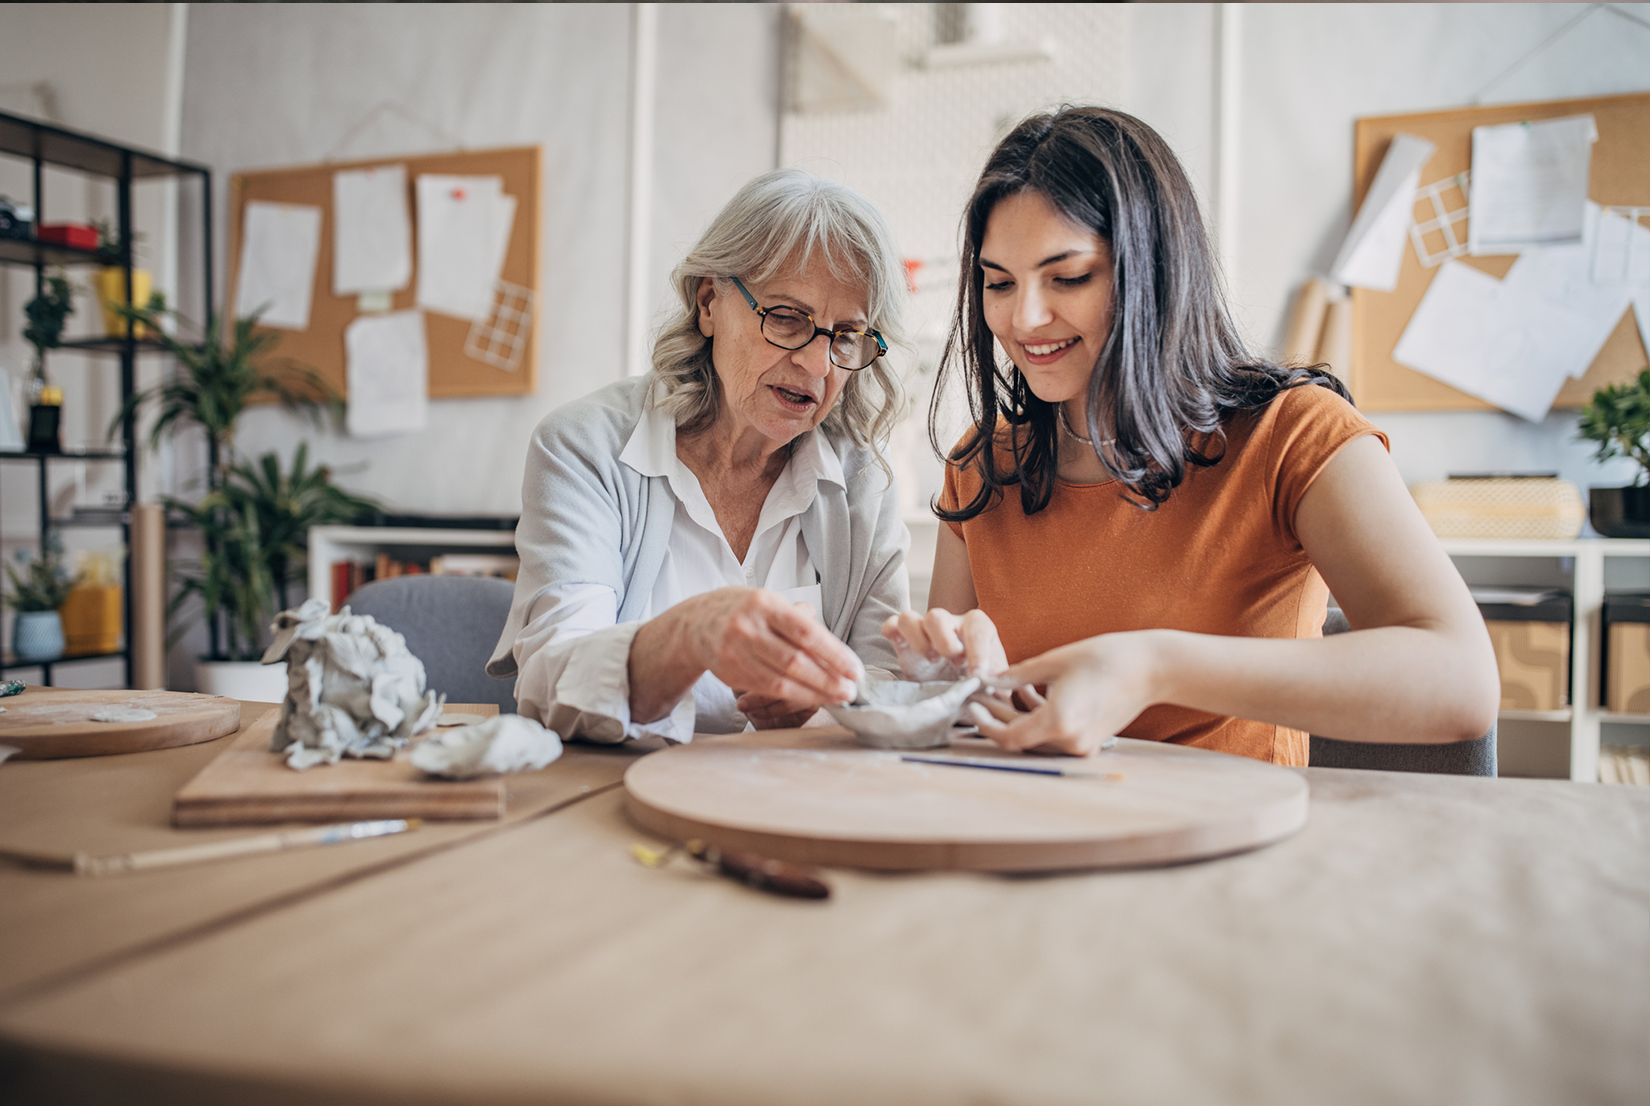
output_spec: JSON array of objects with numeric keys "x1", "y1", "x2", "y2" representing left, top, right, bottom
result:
[
  {"x1": 262, "y1": 599, "x2": 444, "y2": 771},
  {"x1": 410, "y1": 715, "x2": 563, "y2": 780},
  {"x1": 825, "y1": 677, "x2": 982, "y2": 749}
]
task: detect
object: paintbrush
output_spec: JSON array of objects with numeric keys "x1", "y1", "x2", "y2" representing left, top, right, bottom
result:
[
  {"x1": 0, "y1": 818, "x2": 421, "y2": 877},
  {"x1": 631, "y1": 838, "x2": 830, "y2": 900}
]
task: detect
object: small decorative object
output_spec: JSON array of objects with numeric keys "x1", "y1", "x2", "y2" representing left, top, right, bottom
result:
[
  {"x1": 5, "y1": 541, "x2": 79, "y2": 661},
  {"x1": 25, "y1": 384, "x2": 62, "y2": 454},
  {"x1": 410, "y1": 715, "x2": 562, "y2": 780},
  {"x1": 1577, "y1": 369, "x2": 1650, "y2": 538},
  {"x1": 262, "y1": 598, "x2": 444, "y2": 771},
  {"x1": 0, "y1": 196, "x2": 34, "y2": 240},
  {"x1": 22, "y1": 273, "x2": 72, "y2": 454},
  {"x1": 0, "y1": 680, "x2": 24, "y2": 696},
  {"x1": 91, "y1": 219, "x2": 155, "y2": 339},
  {"x1": 37, "y1": 222, "x2": 99, "y2": 251},
  {"x1": 59, "y1": 549, "x2": 123, "y2": 654}
]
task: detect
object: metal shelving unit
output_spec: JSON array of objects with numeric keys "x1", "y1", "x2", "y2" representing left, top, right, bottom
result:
[{"x1": 0, "y1": 110, "x2": 212, "y2": 686}]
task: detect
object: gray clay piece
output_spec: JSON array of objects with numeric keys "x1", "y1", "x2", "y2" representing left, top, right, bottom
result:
[
  {"x1": 90, "y1": 707, "x2": 159, "y2": 723},
  {"x1": 825, "y1": 677, "x2": 982, "y2": 749},
  {"x1": 263, "y1": 599, "x2": 445, "y2": 771},
  {"x1": 410, "y1": 715, "x2": 563, "y2": 780}
]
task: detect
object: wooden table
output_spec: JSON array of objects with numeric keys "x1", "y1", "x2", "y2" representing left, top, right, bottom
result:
[{"x1": 0, "y1": 716, "x2": 1645, "y2": 1106}]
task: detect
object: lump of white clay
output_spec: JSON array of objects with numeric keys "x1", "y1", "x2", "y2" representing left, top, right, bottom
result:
[
  {"x1": 410, "y1": 715, "x2": 563, "y2": 780},
  {"x1": 90, "y1": 707, "x2": 158, "y2": 723},
  {"x1": 825, "y1": 677, "x2": 982, "y2": 750},
  {"x1": 263, "y1": 598, "x2": 445, "y2": 772}
]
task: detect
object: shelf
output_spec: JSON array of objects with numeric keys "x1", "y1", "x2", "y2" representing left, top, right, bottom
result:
[
  {"x1": 50, "y1": 512, "x2": 130, "y2": 529},
  {"x1": 0, "y1": 110, "x2": 208, "y2": 181},
  {"x1": 1, "y1": 648, "x2": 127, "y2": 671},
  {"x1": 0, "y1": 236, "x2": 103, "y2": 268},
  {"x1": 1600, "y1": 712, "x2": 1650, "y2": 726},
  {"x1": 1498, "y1": 708, "x2": 1573, "y2": 723},
  {"x1": 57, "y1": 336, "x2": 181, "y2": 355},
  {"x1": 0, "y1": 450, "x2": 125, "y2": 462}
]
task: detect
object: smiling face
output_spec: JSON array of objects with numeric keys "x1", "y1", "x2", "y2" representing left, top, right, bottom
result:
[
  {"x1": 696, "y1": 256, "x2": 866, "y2": 452},
  {"x1": 978, "y1": 189, "x2": 1116, "y2": 418}
]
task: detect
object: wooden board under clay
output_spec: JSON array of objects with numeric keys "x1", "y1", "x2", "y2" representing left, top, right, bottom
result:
[
  {"x1": 624, "y1": 729, "x2": 1309, "y2": 872},
  {"x1": 173, "y1": 704, "x2": 501, "y2": 827},
  {"x1": 0, "y1": 687, "x2": 241, "y2": 760}
]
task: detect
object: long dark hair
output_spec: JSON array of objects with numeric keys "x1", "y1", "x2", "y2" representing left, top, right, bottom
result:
[{"x1": 933, "y1": 106, "x2": 1348, "y2": 521}]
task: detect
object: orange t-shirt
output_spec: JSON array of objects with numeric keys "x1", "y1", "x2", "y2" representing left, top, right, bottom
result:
[{"x1": 940, "y1": 383, "x2": 1388, "y2": 766}]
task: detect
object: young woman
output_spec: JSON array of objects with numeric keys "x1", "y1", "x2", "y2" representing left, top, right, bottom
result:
[{"x1": 883, "y1": 106, "x2": 1499, "y2": 764}]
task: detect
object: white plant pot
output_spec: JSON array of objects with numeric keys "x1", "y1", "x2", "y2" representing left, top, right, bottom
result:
[{"x1": 196, "y1": 659, "x2": 289, "y2": 703}]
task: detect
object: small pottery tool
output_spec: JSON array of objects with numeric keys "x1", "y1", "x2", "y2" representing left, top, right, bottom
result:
[
  {"x1": 0, "y1": 818, "x2": 420, "y2": 877},
  {"x1": 0, "y1": 681, "x2": 24, "y2": 697},
  {"x1": 631, "y1": 838, "x2": 831, "y2": 900}
]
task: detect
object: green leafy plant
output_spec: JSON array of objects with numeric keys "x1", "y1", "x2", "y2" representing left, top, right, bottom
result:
[
  {"x1": 90, "y1": 218, "x2": 147, "y2": 265},
  {"x1": 109, "y1": 304, "x2": 342, "y2": 489},
  {"x1": 1577, "y1": 368, "x2": 1650, "y2": 486},
  {"x1": 22, "y1": 273, "x2": 74, "y2": 375},
  {"x1": 164, "y1": 447, "x2": 379, "y2": 661},
  {"x1": 4, "y1": 541, "x2": 80, "y2": 613}
]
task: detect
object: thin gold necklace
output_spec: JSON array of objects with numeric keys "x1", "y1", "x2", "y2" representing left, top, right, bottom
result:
[{"x1": 1057, "y1": 404, "x2": 1113, "y2": 448}]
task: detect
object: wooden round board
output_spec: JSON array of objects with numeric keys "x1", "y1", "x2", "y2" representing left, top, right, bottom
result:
[
  {"x1": 0, "y1": 688, "x2": 242, "y2": 759},
  {"x1": 624, "y1": 729, "x2": 1309, "y2": 872}
]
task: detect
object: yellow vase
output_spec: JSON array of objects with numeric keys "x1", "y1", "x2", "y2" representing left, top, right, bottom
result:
[
  {"x1": 60, "y1": 585, "x2": 122, "y2": 655},
  {"x1": 95, "y1": 268, "x2": 153, "y2": 338}
]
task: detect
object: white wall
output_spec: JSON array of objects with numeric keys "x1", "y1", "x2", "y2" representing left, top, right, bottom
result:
[
  {"x1": 1126, "y1": 3, "x2": 1650, "y2": 494},
  {"x1": 179, "y1": 2, "x2": 780, "y2": 518}
]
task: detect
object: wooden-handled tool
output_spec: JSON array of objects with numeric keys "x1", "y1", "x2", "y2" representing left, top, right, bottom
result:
[{"x1": 631, "y1": 838, "x2": 830, "y2": 900}]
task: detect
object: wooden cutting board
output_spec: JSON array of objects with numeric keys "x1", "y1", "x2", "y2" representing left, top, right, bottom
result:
[
  {"x1": 0, "y1": 688, "x2": 241, "y2": 760},
  {"x1": 625, "y1": 729, "x2": 1309, "y2": 872},
  {"x1": 173, "y1": 704, "x2": 502, "y2": 826}
]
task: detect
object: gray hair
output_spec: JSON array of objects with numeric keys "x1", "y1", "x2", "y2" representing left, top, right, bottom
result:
[{"x1": 652, "y1": 168, "x2": 908, "y2": 457}]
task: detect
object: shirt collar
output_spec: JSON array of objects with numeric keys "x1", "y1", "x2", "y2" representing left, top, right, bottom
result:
[{"x1": 619, "y1": 382, "x2": 846, "y2": 491}]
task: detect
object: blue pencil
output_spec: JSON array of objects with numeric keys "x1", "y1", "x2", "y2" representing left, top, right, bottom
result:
[{"x1": 899, "y1": 754, "x2": 1114, "y2": 779}]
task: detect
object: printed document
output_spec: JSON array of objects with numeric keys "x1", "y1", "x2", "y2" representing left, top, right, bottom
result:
[
  {"x1": 414, "y1": 175, "x2": 516, "y2": 321},
  {"x1": 1468, "y1": 114, "x2": 1597, "y2": 256},
  {"x1": 234, "y1": 201, "x2": 322, "y2": 330},
  {"x1": 334, "y1": 164, "x2": 412, "y2": 296},
  {"x1": 1331, "y1": 132, "x2": 1434, "y2": 291},
  {"x1": 1591, "y1": 207, "x2": 1650, "y2": 357},
  {"x1": 345, "y1": 310, "x2": 428, "y2": 438}
]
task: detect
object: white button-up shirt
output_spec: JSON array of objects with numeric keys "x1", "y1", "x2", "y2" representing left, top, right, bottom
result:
[{"x1": 511, "y1": 396, "x2": 837, "y2": 743}]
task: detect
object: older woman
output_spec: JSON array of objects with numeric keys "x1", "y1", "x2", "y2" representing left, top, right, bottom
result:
[{"x1": 486, "y1": 169, "x2": 909, "y2": 741}]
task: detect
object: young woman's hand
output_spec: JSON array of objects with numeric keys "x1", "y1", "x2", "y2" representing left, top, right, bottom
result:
[
  {"x1": 880, "y1": 608, "x2": 1009, "y2": 682},
  {"x1": 966, "y1": 631, "x2": 1162, "y2": 756}
]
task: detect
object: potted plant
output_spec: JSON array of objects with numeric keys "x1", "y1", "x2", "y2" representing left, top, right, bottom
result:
[
  {"x1": 171, "y1": 445, "x2": 378, "y2": 699},
  {"x1": 112, "y1": 303, "x2": 362, "y2": 697},
  {"x1": 91, "y1": 220, "x2": 157, "y2": 339},
  {"x1": 5, "y1": 538, "x2": 80, "y2": 661},
  {"x1": 1577, "y1": 368, "x2": 1650, "y2": 538}
]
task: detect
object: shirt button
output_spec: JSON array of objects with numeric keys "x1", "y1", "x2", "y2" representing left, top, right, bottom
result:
[{"x1": 744, "y1": 566, "x2": 755, "y2": 580}]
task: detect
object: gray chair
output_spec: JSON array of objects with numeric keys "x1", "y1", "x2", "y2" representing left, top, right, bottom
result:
[
  {"x1": 1308, "y1": 608, "x2": 1497, "y2": 776},
  {"x1": 345, "y1": 575, "x2": 518, "y2": 713}
]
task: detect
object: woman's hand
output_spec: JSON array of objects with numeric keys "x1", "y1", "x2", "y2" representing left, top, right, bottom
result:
[
  {"x1": 967, "y1": 631, "x2": 1163, "y2": 756},
  {"x1": 629, "y1": 588, "x2": 862, "y2": 725},
  {"x1": 880, "y1": 608, "x2": 1009, "y2": 682}
]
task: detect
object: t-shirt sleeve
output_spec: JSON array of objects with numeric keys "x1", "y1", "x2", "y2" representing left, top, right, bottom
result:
[
  {"x1": 1267, "y1": 384, "x2": 1390, "y2": 543},
  {"x1": 937, "y1": 430, "x2": 985, "y2": 539}
]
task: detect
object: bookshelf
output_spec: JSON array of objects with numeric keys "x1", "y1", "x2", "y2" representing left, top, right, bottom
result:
[{"x1": 309, "y1": 523, "x2": 519, "y2": 612}]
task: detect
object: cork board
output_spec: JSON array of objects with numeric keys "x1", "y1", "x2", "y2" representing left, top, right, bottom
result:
[
  {"x1": 1350, "y1": 93, "x2": 1650, "y2": 412},
  {"x1": 226, "y1": 146, "x2": 540, "y2": 399}
]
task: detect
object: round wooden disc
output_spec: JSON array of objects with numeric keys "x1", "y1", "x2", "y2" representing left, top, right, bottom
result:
[
  {"x1": 0, "y1": 688, "x2": 243, "y2": 759},
  {"x1": 624, "y1": 729, "x2": 1309, "y2": 872}
]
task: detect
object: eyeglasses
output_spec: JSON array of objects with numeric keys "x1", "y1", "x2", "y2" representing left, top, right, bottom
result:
[{"x1": 729, "y1": 276, "x2": 887, "y2": 371}]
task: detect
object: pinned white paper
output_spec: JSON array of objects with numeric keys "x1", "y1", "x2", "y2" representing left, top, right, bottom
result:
[
  {"x1": 1331, "y1": 133, "x2": 1434, "y2": 291},
  {"x1": 1394, "y1": 261, "x2": 1572, "y2": 423},
  {"x1": 414, "y1": 175, "x2": 516, "y2": 321},
  {"x1": 1468, "y1": 114, "x2": 1597, "y2": 256},
  {"x1": 1592, "y1": 207, "x2": 1650, "y2": 358},
  {"x1": 345, "y1": 310, "x2": 428, "y2": 438},
  {"x1": 234, "y1": 201, "x2": 322, "y2": 330},
  {"x1": 333, "y1": 164, "x2": 412, "y2": 296},
  {"x1": 1500, "y1": 203, "x2": 1632, "y2": 379}
]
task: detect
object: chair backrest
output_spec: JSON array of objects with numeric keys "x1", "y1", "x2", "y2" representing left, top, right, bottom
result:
[
  {"x1": 1309, "y1": 607, "x2": 1497, "y2": 776},
  {"x1": 344, "y1": 575, "x2": 517, "y2": 713}
]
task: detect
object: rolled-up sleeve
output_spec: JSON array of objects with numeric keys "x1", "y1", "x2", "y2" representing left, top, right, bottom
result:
[{"x1": 512, "y1": 584, "x2": 696, "y2": 743}]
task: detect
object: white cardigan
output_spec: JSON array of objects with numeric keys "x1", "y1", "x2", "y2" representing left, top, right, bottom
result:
[{"x1": 487, "y1": 376, "x2": 910, "y2": 739}]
